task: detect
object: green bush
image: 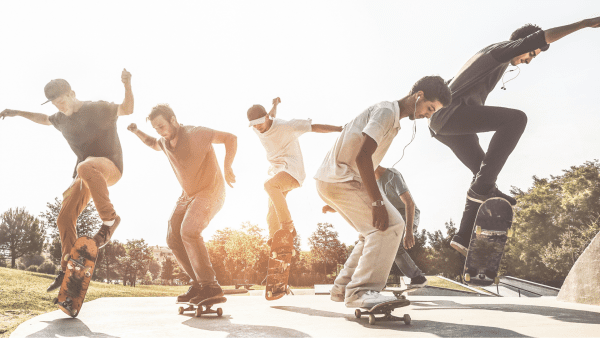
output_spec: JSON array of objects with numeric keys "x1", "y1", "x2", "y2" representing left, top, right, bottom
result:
[
  {"x1": 27, "y1": 265, "x2": 39, "y2": 272},
  {"x1": 0, "y1": 259, "x2": 6, "y2": 267},
  {"x1": 18, "y1": 263, "x2": 26, "y2": 270},
  {"x1": 38, "y1": 261, "x2": 56, "y2": 274},
  {"x1": 19, "y1": 255, "x2": 45, "y2": 268}
]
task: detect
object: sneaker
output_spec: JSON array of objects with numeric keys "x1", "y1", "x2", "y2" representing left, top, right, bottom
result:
[
  {"x1": 93, "y1": 215, "x2": 121, "y2": 249},
  {"x1": 330, "y1": 284, "x2": 345, "y2": 302},
  {"x1": 450, "y1": 235, "x2": 469, "y2": 257},
  {"x1": 467, "y1": 186, "x2": 516, "y2": 206},
  {"x1": 408, "y1": 275, "x2": 428, "y2": 289},
  {"x1": 47, "y1": 271, "x2": 65, "y2": 292},
  {"x1": 189, "y1": 284, "x2": 225, "y2": 304},
  {"x1": 177, "y1": 283, "x2": 202, "y2": 303},
  {"x1": 345, "y1": 290, "x2": 397, "y2": 308}
]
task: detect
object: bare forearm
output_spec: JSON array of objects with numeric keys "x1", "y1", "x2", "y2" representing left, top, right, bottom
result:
[
  {"x1": 224, "y1": 135, "x2": 237, "y2": 168},
  {"x1": 312, "y1": 124, "x2": 343, "y2": 133},
  {"x1": 356, "y1": 154, "x2": 383, "y2": 203},
  {"x1": 133, "y1": 129, "x2": 159, "y2": 150},
  {"x1": 268, "y1": 105, "x2": 278, "y2": 118},
  {"x1": 404, "y1": 204, "x2": 415, "y2": 233},
  {"x1": 119, "y1": 84, "x2": 134, "y2": 116},
  {"x1": 545, "y1": 20, "x2": 588, "y2": 44},
  {"x1": 13, "y1": 110, "x2": 51, "y2": 125}
]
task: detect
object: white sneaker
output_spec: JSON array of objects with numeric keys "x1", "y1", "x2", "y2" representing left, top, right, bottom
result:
[
  {"x1": 345, "y1": 290, "x2": 397, "y2": 308},
  {"x1": 330, "y1": 284, "x2": 345, "y2": 302}
]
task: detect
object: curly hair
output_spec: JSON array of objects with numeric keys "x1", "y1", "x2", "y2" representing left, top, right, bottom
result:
[
  {"x1": 510, "y1": 23, "x2": 542, "y2": 41},
  {"x1": 147, "y1": 104, "x2": 176, "y2": 122},
  {"x1": 409, "y1": 76, "x2": 452, "y2": 107}
]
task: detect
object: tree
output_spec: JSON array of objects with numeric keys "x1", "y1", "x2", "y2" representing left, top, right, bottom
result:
[
  {"x1": 425, "y1": 220, "x2": 465, "y2": 280},
  {"x1": 161, "y1": 257, "x2": 175, "y2": 285},
  {"x1": 40, "y1": 197, "x2": 102, "y2": 264},
  {"x1": 308, "y1": 223, "x2": 348, "y2": 276},
  {"x1": 117, "y1": 239, "x2": 154, "y2": 287},
  {"x1": 148, "y1": 260, "x2": 162, "y2": 280},
  {"x1": 96, "y1": 240, "x2": 125, "y2": 283},
  {"x1": 0, "y1": 208, "x2": 45, "y2": 268},
  {"x1": 223, "y1": 222, "x2": 268, "y2": 282},
  {"x1": 505, "y1": 160, "x2": 600, "y2": 284}
]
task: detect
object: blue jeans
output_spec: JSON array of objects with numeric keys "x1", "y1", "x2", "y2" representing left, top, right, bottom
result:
[{"x1": 394, "y1": 232, "x2": 423, "y2": 279}]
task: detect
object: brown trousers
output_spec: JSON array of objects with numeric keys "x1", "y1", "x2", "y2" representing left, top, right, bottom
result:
[{"x1": 57, "y1": 157, "x2": 121, "y2": 270}]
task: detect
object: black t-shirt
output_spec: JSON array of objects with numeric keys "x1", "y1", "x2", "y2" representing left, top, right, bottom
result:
[{"x1": 49, "y1": 101, "x2": 123, "y2": 178}]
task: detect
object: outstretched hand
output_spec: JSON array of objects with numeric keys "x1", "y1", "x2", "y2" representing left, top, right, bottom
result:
[
  {"x1": 127, "y1": 123, "x2": 138, "y2": 132},
  {"x1": 225, "y1": 166, "x2": 236, "y2": 188},
  {"x1": 0, "y1": 109, "x2": 18, "y2": 120},
  {"x1": 121, "y1": 69, "x2": 132, "y2": 87}
]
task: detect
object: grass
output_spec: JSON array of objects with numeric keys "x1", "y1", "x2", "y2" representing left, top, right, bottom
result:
[{"x1": 1, "y1": 268, "x2": 481, "y2": 337}]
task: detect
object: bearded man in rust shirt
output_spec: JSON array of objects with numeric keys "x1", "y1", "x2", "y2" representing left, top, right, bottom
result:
[{"x1": 128, "y1": 104, "x2": 236, "y2": 304}]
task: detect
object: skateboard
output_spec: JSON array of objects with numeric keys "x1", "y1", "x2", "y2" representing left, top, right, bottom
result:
[
  {"x1": 383, "y1": 286, "x2": 419, "y2": 299},
  {"x1": 265, "y1": 227, "x2": 296, "y2": 300},
  {"x1": 354, "y1": 298, "x2": 411, "y2": 325},
  {"x1": 463, "y1": 197, "x2": 514, "y2": 287},
  {"x1": 53, "y1": 236, "x2": 98, "y2": 317},
  {"x1": 177, "y1": 296, "x2": 227, "y2": 317}
]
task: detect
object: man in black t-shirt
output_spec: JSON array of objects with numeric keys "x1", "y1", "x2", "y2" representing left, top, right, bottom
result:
[
  {"x1": 427, "y1": 17, "x2": 600, "y2": 256},
  {"x1": 0, "y1": 69, "x2": 134, "y2": 291}
]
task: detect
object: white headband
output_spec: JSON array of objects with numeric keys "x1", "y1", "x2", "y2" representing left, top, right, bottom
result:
[{"x1": 248, "y1": 115, "x2": 268, "y2": 127}]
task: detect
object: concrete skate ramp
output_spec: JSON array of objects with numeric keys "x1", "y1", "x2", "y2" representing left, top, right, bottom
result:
[{"x1": 557, "y1": 230, "x2": 600, "y2": 306}]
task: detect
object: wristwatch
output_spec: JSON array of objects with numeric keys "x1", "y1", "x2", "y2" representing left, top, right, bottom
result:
[{"x1": 372, "y1": 200, "x2": 384, "y2": 207}]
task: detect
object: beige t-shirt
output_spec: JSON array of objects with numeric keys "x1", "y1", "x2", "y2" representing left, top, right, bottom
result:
[
  {"x1": 254, "y1": 118, "x2": 312, "y2": 186},
  {"x1": 314, "y1": 101, "x2": 400, "y2": 183},
  {"x1": 158, "y1": 125, "x2": 224, "y2": 197}
]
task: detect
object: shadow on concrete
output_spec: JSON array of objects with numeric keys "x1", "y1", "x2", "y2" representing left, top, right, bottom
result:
[
  {"x1": 411, "y1": 300, "x2": 600, "y2": 325},
  {"x1": 25, "y1": 318, "x2": 120, "y2": 338},
  {"x1": 182, "y1": 314, "x2": 310, "y2": 337},
  {"x1": 270, "y1": 305, "x2": 530, "y2": 337}
]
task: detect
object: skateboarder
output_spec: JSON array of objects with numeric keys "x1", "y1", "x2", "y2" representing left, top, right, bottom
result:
[
  {"x1": 0, "y1": 69, "x2": 134, "y2": 292},
  {"x1": 314, "y1": 76, "x2": 451, "y2": 308},
  {"x1": 247, "y1": 97, "x2": 342, "y2": 246},
  {"x1": 427, "y1": 17, "x2": 600, "y2": 256},
  {"x1": 127, "y1": 103, "x2": 237, "y2": 304},
  {"x1": 324, "y1": 166, "x2": 427, "y2": 302}
]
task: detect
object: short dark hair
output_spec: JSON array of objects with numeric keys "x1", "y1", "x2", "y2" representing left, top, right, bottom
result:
[
  {"x1": 247, "y1": 104, "x2": 267, "y2": 121},
  {"x1": 409, "y1": 76, "x2": 452, "y2": 107},
  {"x1": 147, "y1": 104, "x2": 176, "y2": 122},
  {"x1": 510, "y1": 23, "x2": 542, "y2": 41}
]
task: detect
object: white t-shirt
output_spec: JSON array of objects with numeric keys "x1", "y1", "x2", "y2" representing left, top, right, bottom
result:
[
  {"x1": 314, "y1": 101, "x2": 400, "y2": 183},
  {"x1": 254, "y1": 118, "x2": 312, "y2": 185}
]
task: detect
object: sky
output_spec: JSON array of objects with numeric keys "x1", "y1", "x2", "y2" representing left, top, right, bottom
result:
[{"x1": 0, "y1": 1, "x2": 599, "y2": 251}]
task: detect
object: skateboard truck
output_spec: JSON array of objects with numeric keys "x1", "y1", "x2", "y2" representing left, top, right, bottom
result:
[{"x1": 354, "y1": 307, "x2": 411, "y2": 325}]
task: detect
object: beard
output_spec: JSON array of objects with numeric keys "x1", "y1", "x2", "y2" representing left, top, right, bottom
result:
[{"x1": 165, "y1": 123, "x2": 179, "y2": 140}]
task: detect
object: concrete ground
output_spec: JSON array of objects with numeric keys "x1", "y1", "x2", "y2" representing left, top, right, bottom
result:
[{"x1": 11, "y1": 294, "x2": 600, "y2": 338}]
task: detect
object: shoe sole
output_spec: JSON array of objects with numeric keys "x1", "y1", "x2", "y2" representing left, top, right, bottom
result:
[
  {"x1": 408, "y1": 280, "x2": 428, "y2": 289},
  {"x1": 450, "y1": 241, "x2": 468, "y2": 257}
]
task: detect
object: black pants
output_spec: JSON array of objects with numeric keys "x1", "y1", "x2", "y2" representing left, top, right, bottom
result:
[{"x1": 434, "y1": 104, "x2": 527, "y2": 238}]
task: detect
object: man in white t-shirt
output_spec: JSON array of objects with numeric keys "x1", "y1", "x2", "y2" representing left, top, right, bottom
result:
[
  {"x1": 314, "y1": 76, "x2": 451, "y2": 308},
  {"x1": 248, "y1": 97, "x2": 342, "y2": 244}
]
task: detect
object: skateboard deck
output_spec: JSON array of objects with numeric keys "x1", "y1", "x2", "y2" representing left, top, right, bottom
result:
[
  {"x1": 265, "y1": 227, "x2": 296, "y2": 300},
  {"x1": 463, "y1": 197, "x2": 514, "y2": 287},
  {"x1": 177, "y1": 296, "x2": 227, "y2": 317},
  {"x1": 383, "y1": 286, "x2": 419, "y2": 299},
  {"x1": 54, "y1": 236, "x2": 98, "y2": 317},
  {"x1": 354, "y1": 298, "x2": 411, "y2": 325}
]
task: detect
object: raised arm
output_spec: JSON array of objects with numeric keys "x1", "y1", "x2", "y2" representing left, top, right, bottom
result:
[
  {"x1": 212, "y1": 130, "x2": 237, "y2": 188},
  {"x1": 398, "y1": 191, "x2": 416, "y2": 249},
  {"x1": 268, "y1": 97, "x2": 281, "y2": 118},
  {"x1": 127, "y1": 123, "x2": 161, "y2": 151},
  {"x1": 0, "y1": 109, "x2": 51, "y2": 125},
  {"x1": 356, "y1": 135, "x2": 388, "y2": 231},
  {"x1": 117, "y1": 69, "x2": 134, "y2": 116},
  {"x1": 311, "y1": 124, "x2": 343, "y2": 133},
  {"x1": 545, "y1": 16, "x2": 600, "y2": 44}
]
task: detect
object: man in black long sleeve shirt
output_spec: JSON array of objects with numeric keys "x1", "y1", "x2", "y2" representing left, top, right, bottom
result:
[{"x1": 428, "y1": 17, "x2": 600, "y2": 256}]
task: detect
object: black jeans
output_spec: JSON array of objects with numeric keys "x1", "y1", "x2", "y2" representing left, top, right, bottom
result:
[{"x1": 434, "y1": 105, "x2": 527, "y2": 238}]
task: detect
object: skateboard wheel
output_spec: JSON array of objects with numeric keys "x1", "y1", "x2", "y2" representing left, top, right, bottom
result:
[
  {"x1": 63, "y1": 253, "x2": 70, "y2": 262},
  {"x1": 85, "y1": 271, "x2": 91, "y2": 277},
  {"x1": 355, "y1": 309, "x2": 362, "y2": 318},
  {"x1": 369, "y1": 314, "x2": 376, "y2": 325},
  {"x1": 403, "y1": 314, "x2": 411, "y2": 325},
  {"x1": 267, "y1": 291, "x2": 273, "y2": 298},
  {"x1": 178, "y1": 306, "x2": 185, "y2": 315},
  {"x1": 67, "y1": 262, "x2": 73, "y2": 270},
  {"x1": 475, "y1": 226, "x2": 482, "y2": 235},
  {"x1": 272, "y1": 252, "x2": 277, "y2": 259},
  {"x1": 464, "y1": 273, "x2": 470, "y2": 282},
  {"x1": 507, "y1": 228, "x2": 514, "y2": 238},
  {"x1": 217, "y1": 308, "x2": 223, "y2": 317},
  {"x1": 285, "y1": 286, "x2": 291, "y2": 295},
  {"x1": 292, "y1": 249, "x2": 296, "y2": 257},
  {"x1": 71, "y1": 309, "x2": 78, "y2": 317},
  {"x1": 195, "y1": 307, "x2": 202, "y2": 317},
  {"x1": 494, "y1": 277, "x2": 500, "y2": 285}
]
